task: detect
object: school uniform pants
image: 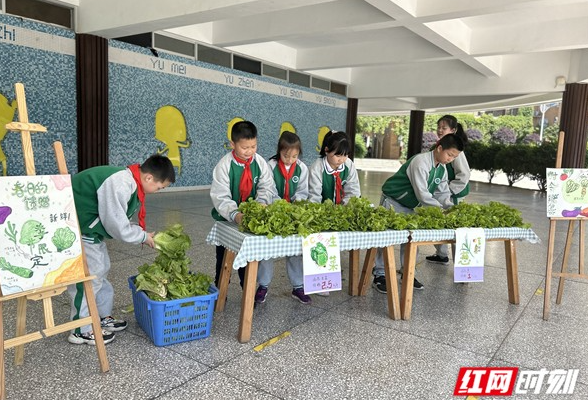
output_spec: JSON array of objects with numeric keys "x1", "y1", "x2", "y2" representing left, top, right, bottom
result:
[
  {"x1": 257, "y1": 256, "x2": 304, "y2": 289},
  {"x1": 67, "y1": 240, "x2": 113, "y2": 334},
  {"x1": 373, "y1": 195, "x2": 415, "y2": 278}
]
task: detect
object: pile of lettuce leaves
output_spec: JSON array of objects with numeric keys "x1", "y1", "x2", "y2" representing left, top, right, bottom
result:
[
  {"x1": 134, "y1": 224, "x2": 213, "y2": 301},
  {"x1": 239, "y1": 197, "x2": 530, "y2": 238}
]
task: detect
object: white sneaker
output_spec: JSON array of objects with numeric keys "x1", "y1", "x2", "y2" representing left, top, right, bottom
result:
[{"x1": 68, "y1": 330, "x2": 115, "y2": 345}]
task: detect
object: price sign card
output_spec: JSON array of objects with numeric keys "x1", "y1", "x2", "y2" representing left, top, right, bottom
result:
[
  {"x1": 302, "y1": 232, "x2": 341, "y2": 294},
  {"x1": 454, "y1": 227, "x2": 485, "y2": 283}
]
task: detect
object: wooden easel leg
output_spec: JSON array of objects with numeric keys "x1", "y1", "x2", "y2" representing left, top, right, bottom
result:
[
  {"x1": 556, "y1": 220, "x2": 575, "y2": 304},
  {"x1": 543, "y1": 219, "x2": 558, "y2": 320},
  {"x1": 401, "y1": 243, "x2": 417, "y2": 320},
  {"x1": 238, "y1": 261, "x2": 258, "y2": 343},
  {"x1": 215, "y1": 249, "x2": 235, "y2": 312},
  {"x1": 13, "y1": 297, "x2": 27, "y2": 366},
  {"x1": 504, "y1": 240, "x2": 520, "y2": 305},
  {"x1": 382, "y1": 246, "x2": 400, "y2": 320},
  {"x1": 0, "y1": 301, "x2": 5, "y2": 400},
  {"x1": 348, "y1": 250, "x2": 359, "y2": 296},
  {"x1": 358, "y1": 248, "x2": 377, "y2": 296},
  {"x1": 82, "y1": 281, "x2": 109, "y2": 372}
]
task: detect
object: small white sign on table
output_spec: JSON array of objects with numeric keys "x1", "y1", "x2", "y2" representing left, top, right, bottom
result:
[
  {"x1": 302, "y1": 232, "x2": 341, "y2": 294},
  {"x1": 454, "y1": 227, "x2": 486, "y2": 283}
]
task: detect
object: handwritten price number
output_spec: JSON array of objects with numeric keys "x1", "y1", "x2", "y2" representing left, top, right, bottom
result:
[{"x1": 321, "y1": 280, "x2": 333, "y2": 290}]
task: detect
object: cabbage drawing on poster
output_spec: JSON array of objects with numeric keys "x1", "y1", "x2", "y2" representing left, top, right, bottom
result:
[
  {"x1": 546, "y1": 168, "x2": 588, "y2": 218},
  {"x1": 0, "y1": 175, "x2": 85, "y2": 295}
]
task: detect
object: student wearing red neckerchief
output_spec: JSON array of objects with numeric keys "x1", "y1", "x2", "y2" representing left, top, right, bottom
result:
[
  {"x1": 308, "y1": 130, "x2": 361, "y2": 205},
  {"x1": 308, "y1": 130, "x2": 361, "y2": 296},
  {"x1": 68, "y1": 154, "x2": 175, "y2": 345},
  {"x1": 255, "y1": 131, "x2": 312, "y2": 305},
  {"x1": 210, "y1": 121, "x2": 278, "y2": 287}
]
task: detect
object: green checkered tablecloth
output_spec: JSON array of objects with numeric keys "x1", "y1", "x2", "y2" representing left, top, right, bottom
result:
[
  {"x1": 206, "y1": 221, "x2": 411, "y2": 270},
  {"x1": 409, "y1": 227, "x2": 541, "y2": 243}
]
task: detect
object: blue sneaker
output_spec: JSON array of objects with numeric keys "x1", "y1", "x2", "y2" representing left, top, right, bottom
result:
[
  {"x1": 291, "y1": 288, "x2": 312, "y2": 304},
  {"x1": 255, "y1": 285, "x2": 268, "y2": 304}
]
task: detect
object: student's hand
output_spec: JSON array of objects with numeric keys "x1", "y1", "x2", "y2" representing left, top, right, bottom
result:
[
  {"x1": 143, "y1": 231, "x2": 156, "y2": 248},
  {"x1": 234, "y1": 213, "x2": 244, "y2": 225}
]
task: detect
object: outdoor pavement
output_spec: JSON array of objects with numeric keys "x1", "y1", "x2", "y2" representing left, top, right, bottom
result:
[{"x1": 2, "y1": 164, "x2": 587, "y2": 399}]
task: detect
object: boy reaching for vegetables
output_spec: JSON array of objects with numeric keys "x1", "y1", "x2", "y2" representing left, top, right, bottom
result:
[
  {"x1": 371, "y1": 134, "x2": 464, "y2": 294},
  {"x1": 210, "y1": 120, "x2": 278, "y2": 287},
  {"x1": 67, "y1": 154, "x2": 175, "y2": 345}
]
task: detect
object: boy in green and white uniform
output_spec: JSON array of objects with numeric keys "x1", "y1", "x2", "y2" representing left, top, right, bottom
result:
[
  {"x1": 372, "y1": 134, "x2": 464, "y2": 293},
  {"x1": 210, "y1": 121, "x2": 278, "y2": 287},
  {"x1": 68, "y1": 155, "x2": 175, "y2": 345}
]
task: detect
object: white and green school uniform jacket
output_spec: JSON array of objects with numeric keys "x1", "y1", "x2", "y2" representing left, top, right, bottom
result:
[
  {"x1": 267, "y1": 158, "x2": 309, "y2": 201},
  {"x1": 72, "y1": 166, "x2": 146, "y2": 244},
  {"x1": 210, "y1": 152, "x2": 278, "y2": 222},
  {"x1": 382, "y1": 151, "x2": 453, "y2": 209},
  {"x1": 308, "y1": 157, "x2": 361, "y2": 204},
  {"x1": 445, "y1": 152, "x2": 470, "y2": 203}
]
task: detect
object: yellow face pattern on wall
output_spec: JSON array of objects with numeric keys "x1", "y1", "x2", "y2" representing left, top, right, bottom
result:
[
  {"x1": 280, "y1": 122, "x2": 296, "y2": 136},
  {"x1": 155, "y1": 105, "x2": 191, "y2": 174},
  {"x1": 316, "y1": 125, "x2": 331, "y2": 153},
  {"x1": 0, "y1": 93, "x2": 18, "y2": 176},
  {"x1": 225, "y1": 117, "x2": 245, "y2": 150}
]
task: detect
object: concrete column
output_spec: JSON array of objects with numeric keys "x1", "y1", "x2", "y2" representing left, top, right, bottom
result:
[
  {"x1": 560, "y1": 83, "x2": 588, "y2": 168},
  {"x1": 407, "y1": 110, "x2": 425, "y2": 159}
]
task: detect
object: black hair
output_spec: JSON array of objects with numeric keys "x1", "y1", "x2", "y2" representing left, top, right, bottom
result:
[
  {"x1": 437, "y1": 114, "x2": 468, "y2": 146},
  {"x1": 231, "y1": 120, "x2": 257, "y2": 143},
  {"x1": 270, "y1": 131, "x2": 303, "y2": 161},
  {"x1": 141, "y1": 154, "x2": 176, "y2": 183},
  {"x1": 319, "y1": 131, "x2": 350, "y2": 157},
  {"x1": 437, "y1": 133, "x2": 464, "y2": 152}
]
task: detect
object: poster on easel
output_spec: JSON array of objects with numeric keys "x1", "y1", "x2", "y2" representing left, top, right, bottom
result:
[
  {"x1": 454, "y1": 228, "x2": 486, "y2": 283},
  {"x1": 0, "y1": 174, "x2": 85, "y2": 295},
  {"x1": 302, "y1": 232, "x2": 342, "y2": 294},
  {"x1": 546, "y1": 168, "x2": 588, "y2": 218}
]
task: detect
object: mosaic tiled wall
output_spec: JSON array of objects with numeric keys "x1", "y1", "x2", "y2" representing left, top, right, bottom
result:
[
  {"x1": 109, "y1": 41, "x2": 348, "y2": 188},
  {"x1": 0, "y1": 13, "x2": 348, "y2": 188},
  {"x1": 0, "y1": 14, "x2": 77, "y2": 176}
]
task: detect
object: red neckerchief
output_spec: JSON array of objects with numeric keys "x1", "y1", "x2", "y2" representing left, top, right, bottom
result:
[
  {"x1": 277, "y1": 159, "x2": 296, "y2": 202},
  {"x1": 233, "y1": 151, "x2": 253, "y2": 202},
  {"x1": 128, "y1": 164, "x2": 146, "y2": 229},
  {"x1": 333, "y1": 170, "x2": 344, "y2": 205}
]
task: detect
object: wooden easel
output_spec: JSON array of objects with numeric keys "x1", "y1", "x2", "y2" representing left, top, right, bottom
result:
[
  {"x1": 0, "y1": 83, "x2": 109, "y2": 399},
  {"x1": 543, "y1": 131, "x2": 587, "y2": 319}
]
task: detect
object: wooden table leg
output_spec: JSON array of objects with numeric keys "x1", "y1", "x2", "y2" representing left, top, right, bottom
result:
[
  {"x1": 504, "y1": 239, "x2": 520, "y2": 305},
  {"x1": 238, "y1": 261, "x2": 258, "y2": 343},
  {"x1": 348, "y1": 250, "x2": 359, "y2": 296},
  {"x1": 382, "y1": 246, "x2": 400, "y2": 319},
  {"x1": 215, "y1": 249, "x2": 235, "y2": 312},
  {"x1": 358, "y1": 248, "x2": 377, "y2": 296},
  {"x1": 401, "y1": 242, "x2": 418, "y2": 320}
]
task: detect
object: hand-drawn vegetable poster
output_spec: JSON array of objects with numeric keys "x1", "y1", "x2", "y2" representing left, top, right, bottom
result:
[
  {"x1": 302, "y1": 232, "x2": 341, "y2": 294},
  {"x1": 546, "y1": 168, "x2": 588, "y2": 218},
  {"x1": 0, "y1": 175, "x2": 85, "y2": 295},
  {"x1": 454, "y1": 227, "x2": 485, "y2": 283}
]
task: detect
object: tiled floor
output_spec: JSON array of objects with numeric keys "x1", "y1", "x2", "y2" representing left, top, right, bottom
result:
[{"x1": 3, "y1": 169, "x2": 587, "y2": 399}]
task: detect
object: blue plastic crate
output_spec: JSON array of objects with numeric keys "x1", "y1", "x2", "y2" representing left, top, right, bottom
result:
[{"x1": 128, "y1": 276, "x2": 218, "y2": 346}]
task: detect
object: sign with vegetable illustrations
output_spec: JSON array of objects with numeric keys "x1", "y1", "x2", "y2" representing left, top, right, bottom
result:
[
  {"x1": 302, "y1": 232, "x2": 341, "y2": 294},
  {"x1": 0, "y1": 175, "x2": 85, "y2": 295},
  {"x1": 546, "y1": 168, "x2": 588, "y2": 218},
  {"x1": 454, "y1": 228, "x2": 485, "y2": 283}
]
